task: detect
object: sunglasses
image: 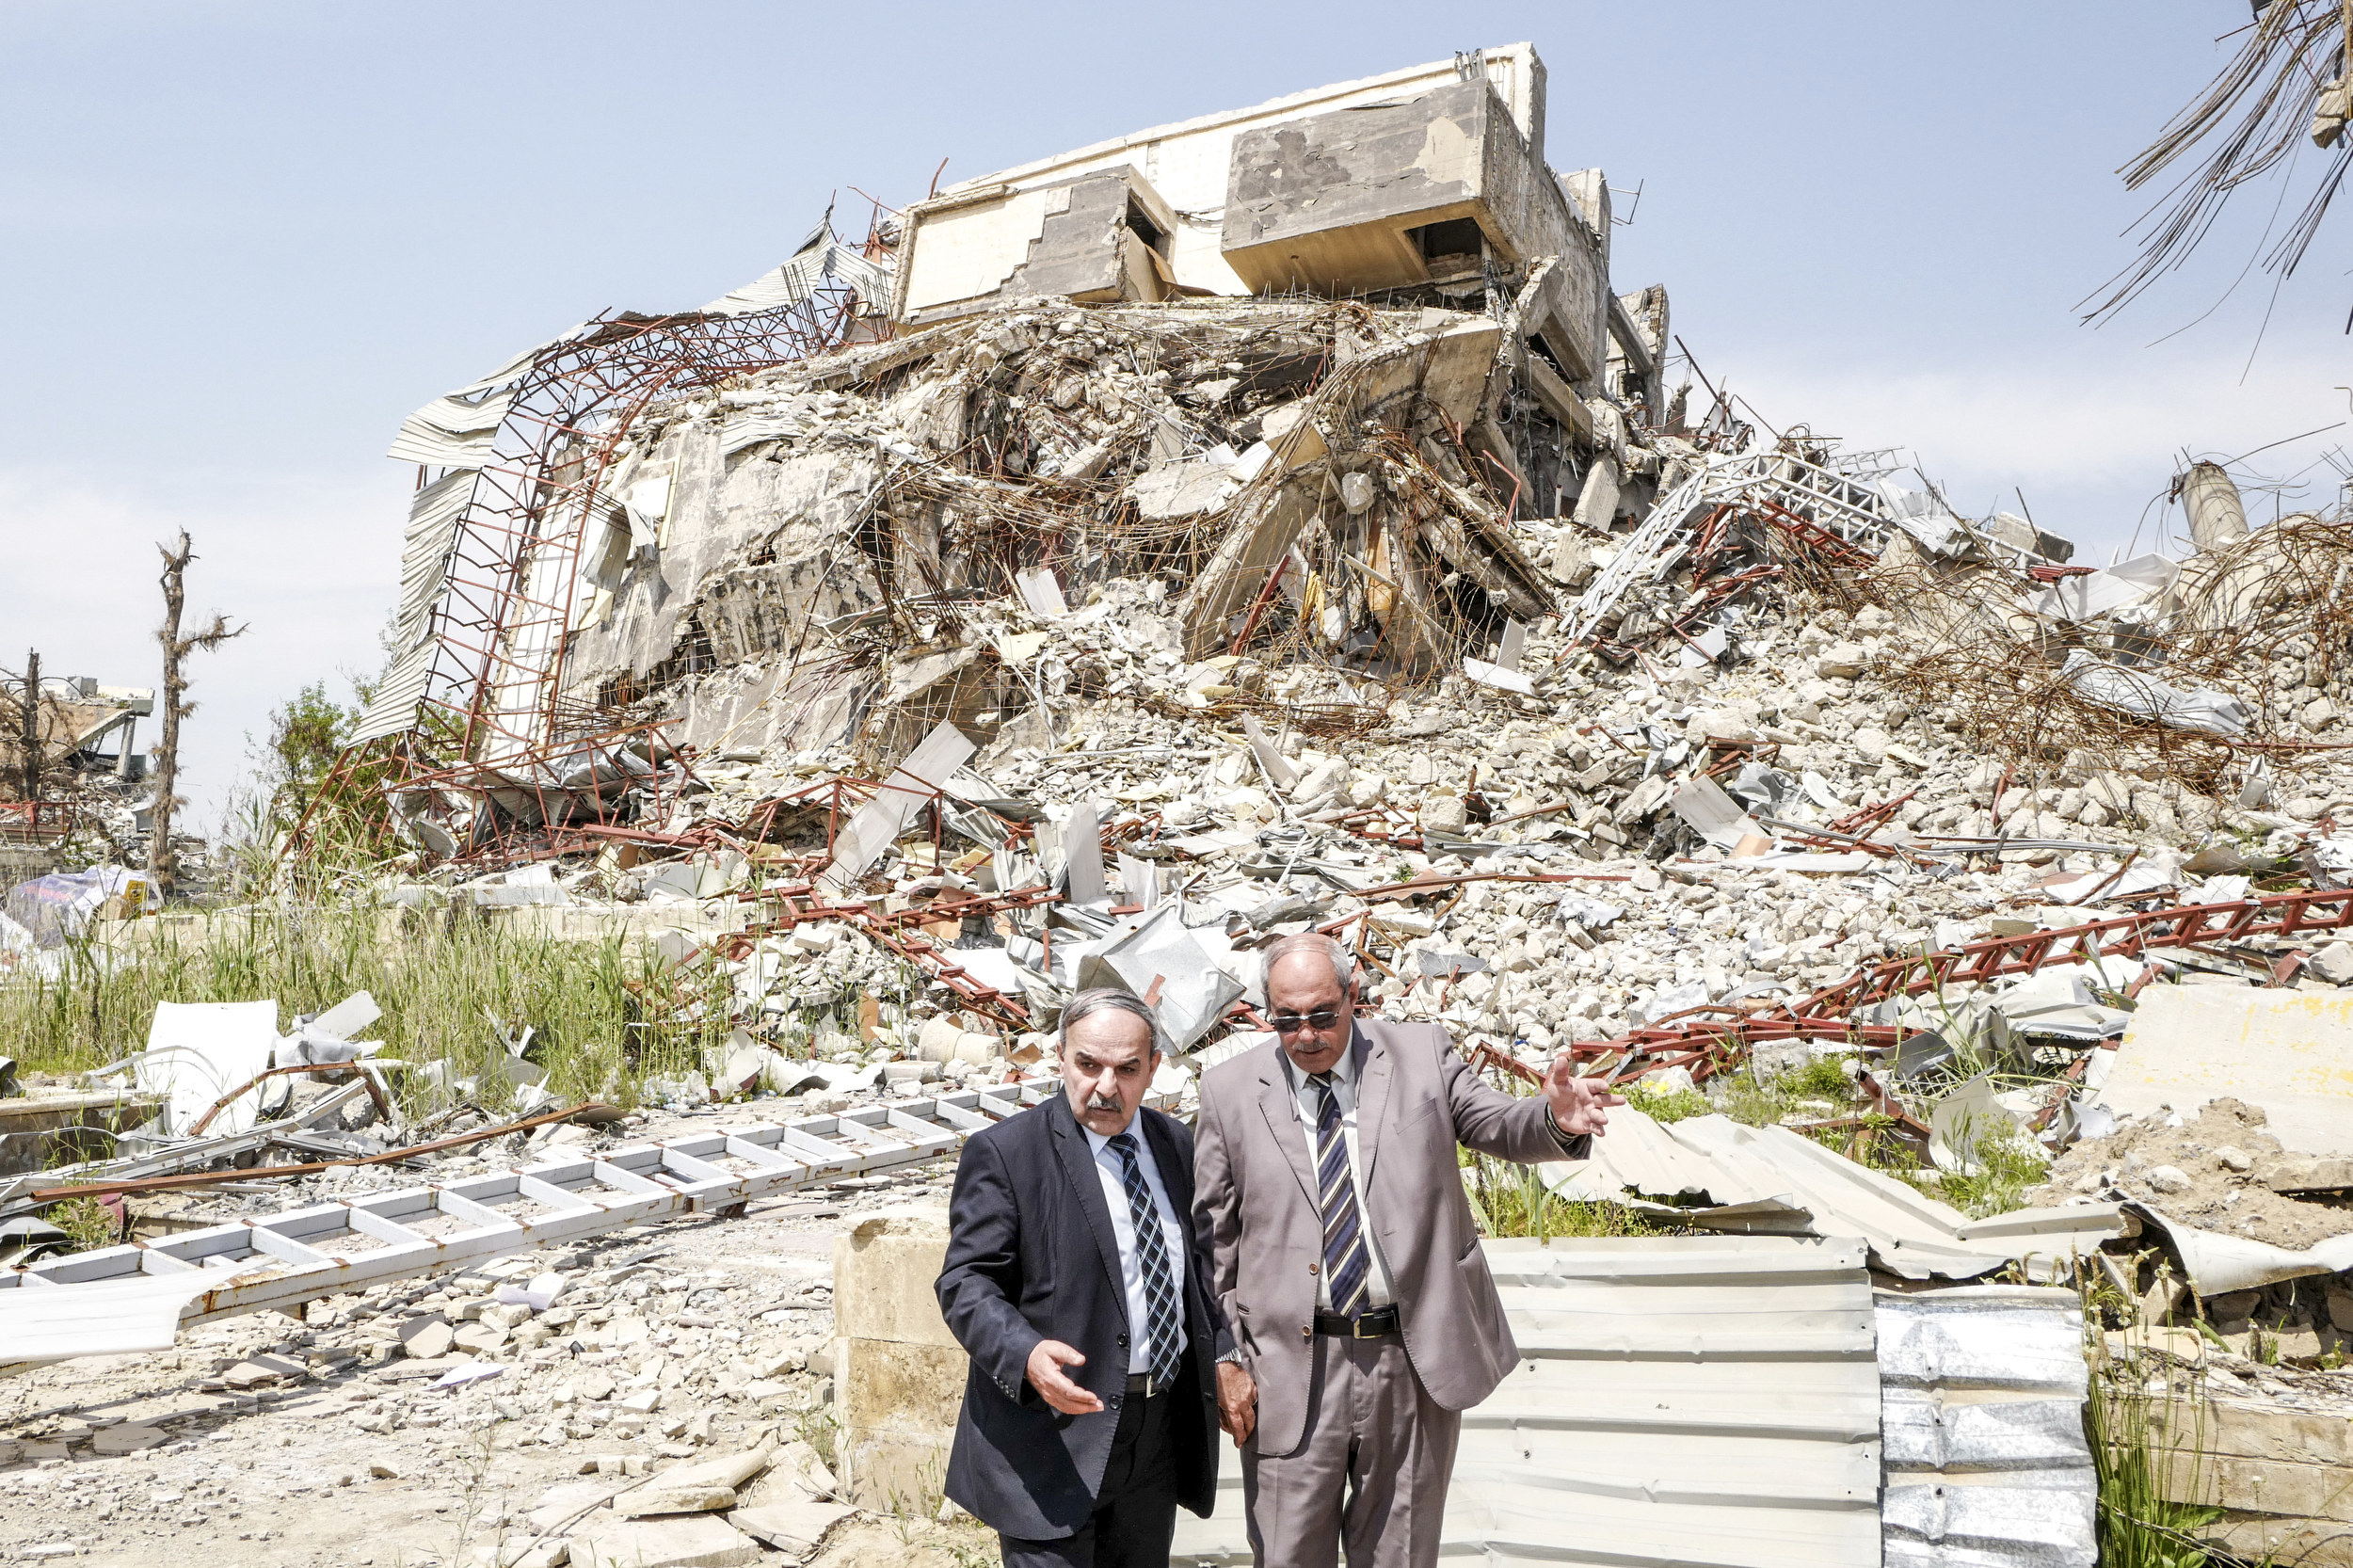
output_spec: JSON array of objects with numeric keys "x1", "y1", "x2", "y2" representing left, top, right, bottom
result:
[{"x1": 1268, "y1": 1009, "x2": 1345, "y2": 1034}]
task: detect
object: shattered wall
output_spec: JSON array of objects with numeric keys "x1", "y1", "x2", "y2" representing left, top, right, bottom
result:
[{"x1": 893, "y1": 44, "x2": 1566, "y2": 313}]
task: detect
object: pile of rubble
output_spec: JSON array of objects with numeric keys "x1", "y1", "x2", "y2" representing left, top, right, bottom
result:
[
  {"x1": 0, "y1": 1178, "x2": 934, "y2": 1567},
  {"x1": 11, "y1": 40, "x2": 2353, "y2": 1566}
]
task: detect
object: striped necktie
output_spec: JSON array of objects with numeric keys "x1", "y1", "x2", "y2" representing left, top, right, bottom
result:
[
  {"x1": 1309, "y1": 1072, "x2": 1372, "y2": 1318},
  {"x1": 1108, "y1": 1131, "x2": 1184, "y2": 1390}
]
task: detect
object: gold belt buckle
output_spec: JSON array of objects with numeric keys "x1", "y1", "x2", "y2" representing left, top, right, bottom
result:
[{"x1": 1353, "y1": 1315, "x2": 1379, "y2": 1339}]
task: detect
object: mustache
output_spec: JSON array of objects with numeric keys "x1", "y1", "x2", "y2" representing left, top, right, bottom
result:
[{"x1": 1086, "y1": 1093, "x2": 1124, "y2": 1112}]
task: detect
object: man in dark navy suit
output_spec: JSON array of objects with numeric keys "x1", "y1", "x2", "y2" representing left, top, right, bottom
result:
[{"x1": 936, "y1": 988, "x2": 1230, "y2": 1567}]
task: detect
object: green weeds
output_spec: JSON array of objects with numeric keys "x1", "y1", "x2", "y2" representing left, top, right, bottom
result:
[
  {"x1": 0, "y1": 900, "x2": 738, "y2": 1113},
  {"x1": 1459, "y1": 1149, "x2": 1680, "y2": 1240}
]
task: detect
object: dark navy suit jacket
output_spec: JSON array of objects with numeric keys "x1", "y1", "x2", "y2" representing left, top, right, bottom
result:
[{"x1": 935, "y1": 1093, "x2": 1229, "y2": 1539}]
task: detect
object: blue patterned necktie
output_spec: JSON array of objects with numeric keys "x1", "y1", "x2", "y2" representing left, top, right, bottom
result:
[
  {"x1": 1309, "y1": 1073, "x2": 1373, "y2": 1318},
  {"x1": 1108, "y1": 1131, "x2": 1184, "y2": 1389}
]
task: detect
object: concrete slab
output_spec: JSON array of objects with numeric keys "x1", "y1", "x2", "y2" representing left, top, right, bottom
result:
[{"x1": 2100, "y1": 986, "x2": 2353, "y2": 1157}]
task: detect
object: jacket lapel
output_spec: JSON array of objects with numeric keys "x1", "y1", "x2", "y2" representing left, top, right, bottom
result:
[
  {"x1": 1353, "y1": 1024, "x2": 1394, "y2": 1184},
  {"x1": 1046, "y1": 1094, "x2": 1128, "y2": 1305},
  {"x1": 1254, "y1": 1038, "x2": 1320, "y2": 1208}
]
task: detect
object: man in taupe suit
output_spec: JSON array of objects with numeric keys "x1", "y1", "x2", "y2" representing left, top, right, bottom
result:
[{"x1": 1193, "y1": 934, "x2": 1622, "y2": 1568}]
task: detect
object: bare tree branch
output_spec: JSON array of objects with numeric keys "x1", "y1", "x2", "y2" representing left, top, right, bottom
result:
[{"x1": 148, "y1": 531, "x2": 247, "y2": 902}]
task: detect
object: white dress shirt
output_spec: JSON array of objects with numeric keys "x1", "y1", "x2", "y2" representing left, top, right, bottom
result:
[
  {"x1": 1082, "y1": 1121, "x2": 1191, "y2": 1373},
  {"x1": 1286, "y1": 1038, "x2": 1399, "y2": 1312}
]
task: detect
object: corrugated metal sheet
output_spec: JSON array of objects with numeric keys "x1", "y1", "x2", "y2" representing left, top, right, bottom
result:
[
  {"x1": 1545, "y1": 1109, "x2": 2122, "y2": 1282},
  {"x1": 391, "y1": 468, "x2": 473, "y2": 653},
  {"x1": 386, "y1": 387, "x2": 515, "y2": 469},
  {"x1": 704, "y1": 237, "x2": 891, "y2": 317},
  {"x1": 347, "y1": 642, "x2": 435, "y2": 745},
  {"x1": 1171, "y1": 1235, "x2": 1882, "y2": 1567},
  {"x1": 1878, "y1": 1286, "x2": 2096, "y2": 1568}
]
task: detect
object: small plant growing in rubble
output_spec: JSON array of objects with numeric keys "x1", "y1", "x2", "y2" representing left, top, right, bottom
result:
[
  {"x1": 1621, "y1": 1077, "x2": 1708, "y2": 1124},
  {"x1": 793, "y1": 1400, "x2": 839, "y2": 1474},
  {"x1": 50, "y1": 1195, "x2": 119, "y2": 1253},
  {"x1": 2083, "y1": 1298, "x2": 2249, "y2": 1568},
  {"x1": 1458, "y1": 1148, "x2": 1678, "y2": 1241}
]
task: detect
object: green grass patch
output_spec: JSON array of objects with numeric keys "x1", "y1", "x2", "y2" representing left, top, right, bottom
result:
[
  {"x1": 1931, "y1": 1122, "x2": 2047, "y2": 1219},
  {"x1": 1459, "y1": 1150, "x2": 1681, "y2": 1240},
  {"x1": 1622, "y1": 1078, "x2": 1710, "y2": 1124},
  {"x1": 1719, "y1": 1051, "x2": 1858, "y2": 1128},
  {"x1": 0, "y1": 900, "x2": 744, "y2": 1114}
]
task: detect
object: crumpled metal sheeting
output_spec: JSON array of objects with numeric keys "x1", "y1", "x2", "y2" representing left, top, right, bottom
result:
[
  {"x1": 702, "y1": 233, "x2": 891, "y2": 317},
  {"x1": 348, "y1": 639, "x2": 438, "y2": 747},
  {"x1": 2126, "y1": 1201, "x2": 2353, "y2": 1296},
  {"x1": 1544, "y1": 1109, "x2": 2123, "y2": 1281},
  {"x1": 1170, "y1": 1235, "x2": 1883, "y2": 1568},
  {"x1": 0, "y1": 1268, "x2": 248, "y2": 1376},
  {"x1": 385, "y1": 387, "x2": 516, "y2": 469},
  {"x1": 2057, "y1": 648, "x2": 2251, "y2": 738},
  {"x1": 1877, "y1": 1286, "x2": 2096, "y2": 1568}
]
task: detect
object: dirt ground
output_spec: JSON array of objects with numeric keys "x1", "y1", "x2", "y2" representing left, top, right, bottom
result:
[
  {"x1": 0, "y1": 1147, "x2": 964, "y2": 1568},
  {"x1": 2036, "y1": 1097, "x2": 2353, "y2": 1250}
]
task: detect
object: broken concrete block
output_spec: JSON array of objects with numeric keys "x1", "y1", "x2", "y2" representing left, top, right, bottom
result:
[
  {"x1": 2145, "y1": 1165, "x2": 2192, "y2": 1194},
  {"x1": 729, "y1": 1501, "x2": 854, "y2": 1558},
  {"x1": 2308, "y1": 942, "x2": 2353, "y2": 984},
  {"x1": 834, "y1": 1208, "x2": 964, "y2": 1510},
  {"x1": 452, "y1": 1321, "x2": 509, "y2": 1355},
  {"x1": 615, "y1": 1484, "x2": 739, "y2": 1518},
  {"x1": 914, "y1": 1016, "x2": 964, "y2": 1064},
  {"x1": 222, "y1": 1352, "x2": 308, "y2": 1388},
  {"x1": 2265, "y1": 1158, "x2": 2353, "y2": 1193},
  {"x1": 1421, "y1": 796, "x2": 1469, "y2": 833},
  {"x1": 1290, "y1": 756, "x2": 1350, "y2": 808},
  {"x1": 568, "y1": 1512, "x2": 760, "y2": 1568},
  {"x1": 91, "y1": 1423, "x2": 166, "y2": 1455},
  {"x1": 1814, "y1": 642, "x2": 1866, "y2": 680}
]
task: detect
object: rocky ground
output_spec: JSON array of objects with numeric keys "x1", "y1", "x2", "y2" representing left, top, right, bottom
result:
[{"x1": 0, "y1": 1150, "x2": 989, "y2": 1568}]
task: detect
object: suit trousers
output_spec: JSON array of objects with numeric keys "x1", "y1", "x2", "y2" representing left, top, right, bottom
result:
[
  {"x1": 1240, "y1": 1334, "x2": 1460, "y2": 1568},
  {"x1": 999, "y1": 1386, "x2": 1177, "y2": 1568}
]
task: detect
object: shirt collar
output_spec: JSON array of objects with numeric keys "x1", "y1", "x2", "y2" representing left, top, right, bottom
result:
[
  {"x1": 1277, "y1": 1020, "x2": 1360, "y2": 1088},
  {"x1": 1082, "y1": 1121, "x2": 1142, "y2": 1158}
]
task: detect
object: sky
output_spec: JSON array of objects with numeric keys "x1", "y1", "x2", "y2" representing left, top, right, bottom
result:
[{"x1": 5, "y1": 1, "x2": 2349, "y2": 826}]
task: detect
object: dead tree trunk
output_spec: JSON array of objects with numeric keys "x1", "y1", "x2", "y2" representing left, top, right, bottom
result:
[
  {"x1": 14, "y1": 648, "x2": 39, "y2": 801},
  {"x1": 149, "y1": 533, "x2": 245, "y2": 902}
]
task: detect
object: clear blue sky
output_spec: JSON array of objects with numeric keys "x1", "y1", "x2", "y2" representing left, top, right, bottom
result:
[{"x1": 5, "y1": 2, "x2": 2346, "y2": 826}]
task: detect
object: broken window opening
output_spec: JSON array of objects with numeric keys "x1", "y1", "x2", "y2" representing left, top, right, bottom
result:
[
  {"x1": 1527, "y1": 331, "x2": 1571, "y2": 384},
  {"x1": 1408, "y1": 216, "x2": 1487, "y2": 267},
  {"x1": 1125, "y1": 199, "x2": 1170, "y2": 258}
]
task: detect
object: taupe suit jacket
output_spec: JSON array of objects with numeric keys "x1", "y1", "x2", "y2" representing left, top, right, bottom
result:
[{"x1": 1193, "y1": 1016, "x2": 1587, "y2": 1458}]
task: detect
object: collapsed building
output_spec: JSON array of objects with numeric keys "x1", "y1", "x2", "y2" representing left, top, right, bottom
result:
[
  {"x1": 338, "y1": 44, "x2": 1669, "y2": 836},
  {"x1": 0, "y1": 676, "x2": 155, "y2": 886},
  {"x1": 13, "y1": 43, "x2": 2353, "y2": 1568}
]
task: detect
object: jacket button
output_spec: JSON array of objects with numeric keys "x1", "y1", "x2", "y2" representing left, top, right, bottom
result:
[
  {"x1": 1302, "y1": 1324, "x2": 1312, "y2": 1338},
  {"x1": 1117, "y1": 1334, "x2": 1128, "y2": 1347},
  {"x1": 1307, "y1": 1262, "x2": 1319, "y2": 1275}
]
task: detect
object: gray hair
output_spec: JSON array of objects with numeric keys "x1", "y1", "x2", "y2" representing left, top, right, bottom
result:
[
  {"x1": 1059, "y1": 988, "x2": 1161, "y2": 1055},
  {"x1": 1258, "y1": 933, "x2": 1357, "y2": 1002}
]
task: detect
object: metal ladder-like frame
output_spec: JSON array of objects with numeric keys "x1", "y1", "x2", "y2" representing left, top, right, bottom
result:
[
  {"x1": 1565, "y1": 451, "x2": 1907, "y2": 645},
  {"x1": 1, "y1": 1085, "x2": 1053, "y2": 1328}
]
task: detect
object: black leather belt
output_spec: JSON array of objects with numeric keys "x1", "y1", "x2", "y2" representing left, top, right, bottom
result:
[
  {"x1": 1314, "y1": 1305, "x2": 1401, "y2": 1338},
  {"x1": 1124, "y1": 1371, "x2": 1167, "y2": 1396}
]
